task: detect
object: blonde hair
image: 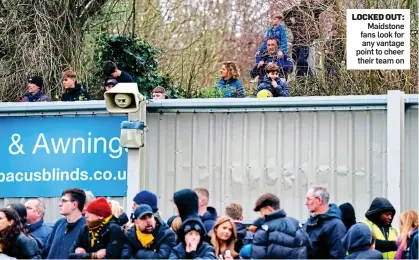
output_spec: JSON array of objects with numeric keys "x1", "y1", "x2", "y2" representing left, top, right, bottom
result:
[
  {"x1": 109, "y1": 200, "x2": 123, "y2": 218},
  {"x1": 222, "y1": 61, "x2": 240, "y2": 79},
  {"x1": 399, "y1": 210, "x2": 419, "y2": 250},
  {"x1": 171, "y1": 216, "x2": 182, "y2": 234},
  {"x1": 211, "y1": 216, "x2": 239, "y2": 258}
]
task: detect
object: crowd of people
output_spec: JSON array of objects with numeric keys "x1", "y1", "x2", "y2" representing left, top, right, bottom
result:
[
  {"x1": 18, "y1": 0, "x2": 344, "y2": 103},
  {"x1": 0, "y1": 186, "x2": 417, "y2": 259}
]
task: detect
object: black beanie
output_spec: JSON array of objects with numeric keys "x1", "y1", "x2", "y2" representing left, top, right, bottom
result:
[{"x1": 28, "y1": 76, "x2": 44, "y2": 89}]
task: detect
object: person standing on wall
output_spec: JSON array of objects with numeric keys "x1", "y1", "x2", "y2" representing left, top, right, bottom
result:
[
  {"x1": 122, "y1": 204, "x2": 176, "y2": 259},
  {"x1": 25, "y1": 199, "x2": 53, "y2": 247},
  {"x1": 43, "y1": 188, "x2": 87, "y2": 259},
  {"x1": 103, "y1": 61, "x2": 135, "y2": 83},
  {"x1": 360, "y1": 197, "x2": 400, "y2": 259},
  {"x1": 304, "y1": 186, "x2": 347, "y2": 259},
  {"x1": 69, "y1": 197, "x2": 125, "y2": 259}
]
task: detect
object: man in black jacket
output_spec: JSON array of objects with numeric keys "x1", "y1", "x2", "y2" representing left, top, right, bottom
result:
[
  {"x1": 251, "y1": 193, "x2": 311, "y2": 259},
  {"x1": 122, "y1": 204, "x2": 176, "y2": 259},
  {"x1": 61, "y1": 70, "x2": 91, "y2": 101},
  {"x1": 69, "y1": 197, "x2": 125, "y2": 259}
]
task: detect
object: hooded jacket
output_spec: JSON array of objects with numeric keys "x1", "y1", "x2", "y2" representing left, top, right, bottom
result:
[
  {"x1": 251, "y1": 210, "x2": 311, "y2": 259},
  {"x1": 121, "y1": 216, "x2": 176, "y2": 259},
  {"x1": 169, "y1": 189, "x2": 216, "y2": 259},
  {"x1": 234, "y1": 222, "x2": 253, "y2": 253},
  {"x1": 361, "y1": 197, "x2": 398, "y2": 256},
  {"x1": 61, "y1": 83, "x2": 92, "y2": 101},
  {"x1": 342, "y1": 223, "x2": 383, "y2": 259},
  {"x1": 68, "y1": 216, "x2": 125, "y2": 259},
  {"x1": 305, "y1": 204, "x2": 347, "y2": 259},
  {"x1": 339, "y1": 203, "x2": 357, "y2": 231},
  {"x1": 256, "y1": 76, "x2": 290, "y2": 97},
  {"x1": 200, "y1": 207, "x2": 217, "y2": 233}
]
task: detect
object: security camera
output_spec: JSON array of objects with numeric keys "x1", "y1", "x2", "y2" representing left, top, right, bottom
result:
[{"x1": 104, "y1": 83, "x2": 145, "y2": 113}]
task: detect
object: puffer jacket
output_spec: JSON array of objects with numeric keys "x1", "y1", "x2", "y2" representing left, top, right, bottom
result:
[
  {"x1": 217, "y1": 78, "x2": 245, "y2": 98},
  {"x1": 305, "y1": 204, "x2": 347, "y2": 259},
  {"x1": 256, "y1": 76, "x2": 289, "y2": 97},
  {"x1": 251, "y1": 210, "x2": 311, "y2": 259},
  {"x1": 61, "y1": 83, "x2": 91, "y2": 101},
  {"x1": 169, "y1": 242, "x2": 216, "y2": 259}
]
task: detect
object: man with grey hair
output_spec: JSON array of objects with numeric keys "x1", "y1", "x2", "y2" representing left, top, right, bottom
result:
[
  {"x1": 82, "y1": 190, "x2": 96, "y2": 215},
  {"x1": 304, "y1": 186, "x2": 346, "y2": 259},
  {"x1": 25, "y1": 199, "x2": 53, "y2": 246}
]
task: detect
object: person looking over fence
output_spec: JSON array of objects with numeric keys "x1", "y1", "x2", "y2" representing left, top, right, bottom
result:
[
  {"x1": 255, "y1": 12, "x2": 288, "y2": 59},
  {"x1": 251, "y1": 37, "x2": 294, "y2": 84},
  {"x1": 152, "y1": 86, "x2": 167, "y2": 100},
  {"x1": 61, "y1": 70, "x2": 91, "y2": 101},
  {"x1": 103, "y1": 61, "x2": 135, "y2": 83},
  {"x1": 22, "y1": 76, "x2": 51, "y2": 102},
  {"x1": 217, "y1": 61, "x2": 245, "y2": 98},
  {"x1": 255, "y1": 63, "x2": 289, "y2": 97}
]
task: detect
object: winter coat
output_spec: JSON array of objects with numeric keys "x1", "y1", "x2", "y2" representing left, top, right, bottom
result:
[
  {"x1": 305, "y1": 203, "x2": 347, "y2": 259},
  {"x1": 251, "y1": 210, "x2": 311, "y2": 259},
  {"x1": 44, "y1": 217, "x2": 87, "y2": 259},
  {"x1": 395, "y1": 229, "x2": 418, "y2": 259},
  {"x1": 342, "y1": 223, "x2": 383, "y2": 259},
  {"x1": 118, "y1": 213, "x2": 129, "y2": 227},
  {"x1": 61, "y1": 83, "x2": 92, "y2": 101},
  {"x1": 169, "y1": 242, "x2": 216, "y2": 259},
  {"x1": 121, "y1": 217, "x2": 176, "y2": 259},
  {"x1": 115, "y1": 71, "x2": 135, "y2": 83},
  {"x1": 68, "y1": 217, "x2": 125, "y2": 259},
  {"x1": 410, "y1": 231, "x2": 418, "y2": 259},
  {"x1": 201, "y1": 207, "x2": 218, "y2": 233},
  {"x1": 251, "y1": 53, "x2": 294, "y2": 83},
  {"x1": 217, "y1": 78, "x2": 245, "y2": 98},
  {"x1": 258, "y1": 25, "x2": 288, "y2": 54},
  {"x1": 339, "y1": 203, "x2": 356, "y2": 231},
  {"x1": 28, "y1": 219, "x2": 53, "y2": 247},
  {"x1": 360, "y1": 197, "x2": 399, "y2": 259},
  {"x1": 234, "y1": 222, "x2": 253, "y2": 253},
  {"x1": 256, "y1": 76, "x2": 290, "y2": 97},
  {"x1": 22, "y1": 91, "x2": 51, "y2": 102},
  {"x1": 2, "y1": 233, "x2": 42, "y2": 259}
]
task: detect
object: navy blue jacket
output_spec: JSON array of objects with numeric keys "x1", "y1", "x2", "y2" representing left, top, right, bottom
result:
[
  {"x1": 410, "y1": 231, "x2": 418, "y2": 259},
  {"x1": 3, "y1": 233, "x2": 42, "y2": 259},
  {"x1": 200, "y1": 207, "x2": 218, "y2": 234},
  {"x1": 251, "y1": 210, "x2": 311, "y2": 259},
  {"x1": 258, "y1": 25, "x2": 288, "y2": 54},
  {"x1": 122, "y1": 217, "x2": 176, "y2": 259},
  {"x1": 169, "y1": 242, "x2": 216, "y2": 259},
  {"x1": 61, "y1": 83, "x2": 92, "y2": 101},
  {"x1": 256, "y1": 76, "x2": 290, "y2": 97},
  {"x1": 342, "y1": 223, "x2": 383, "y2": 259},
  {"x1": 217, "y1": 78, "x2": 245, "y2": 98},
  {"x1": 28, "y1": 219, "x2": 53, "y2": 247},
  {"x1": 305, "y1": 204, "x2": 347, "y2": 259},
  {"x1": 44, "y1": 217, "x2": 87, "y2": 259},
  {"x1": 251, "y1": 53, "x2": 294, "y2": 83},
  {"x1": 68, "y1": 217, "x2": 125, "y2": 259}
]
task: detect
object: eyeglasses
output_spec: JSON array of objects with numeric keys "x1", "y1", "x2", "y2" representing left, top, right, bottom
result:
[
  {"x1": 306, "y1": 197, "x2": 319, "y2": 201},
  {"x1": 61, "y1": 198, "x2": 74, "y2": 203}
]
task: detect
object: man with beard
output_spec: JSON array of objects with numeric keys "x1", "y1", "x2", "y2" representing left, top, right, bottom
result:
[
  {"x1": 69, "y1": 197, "x2": 125, "y2": 259},
  {"x1": 122, "y1": 204, "x2": 176, "y2": 259},
  {"x1": 360, "y1": 197, "x2": 399, "y2": 259}
]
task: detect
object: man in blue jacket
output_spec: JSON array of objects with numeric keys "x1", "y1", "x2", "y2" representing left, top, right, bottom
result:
[
  {"x1": 304, "y1": 186, "x2": 347, "y2": 259},
  {"x1": 25, "y1": 199, "x2": 52, "y2": 247},
  {"x1": 251, "y1": 193, "x2": 311, "y2": 259},
  {"x1": 122, "y1": 204, "x2": 176, "y2": 259},
  {"x1": 43, "y1": 188, "x2": 87, "y2": 259},
  {"x1": 251, "y1": 37, "x2": 294, "y2": 84}
]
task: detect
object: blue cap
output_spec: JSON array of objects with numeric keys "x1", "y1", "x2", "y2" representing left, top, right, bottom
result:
[{"x1": 134, "y1": 204, "x2": 153, "y2": 219}]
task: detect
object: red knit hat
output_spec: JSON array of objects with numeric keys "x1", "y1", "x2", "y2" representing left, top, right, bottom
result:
[{"x1": 86, "y1": 197, "x2": 112, "y2": 218}]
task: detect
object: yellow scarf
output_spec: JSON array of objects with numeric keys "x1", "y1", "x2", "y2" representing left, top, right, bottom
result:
[
  {"x1": 88, "y1": 215, "x2": 113, "y2": 248},
  {"x1": 136, "y1": 226, "x2": 154, "y2": 248}
]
